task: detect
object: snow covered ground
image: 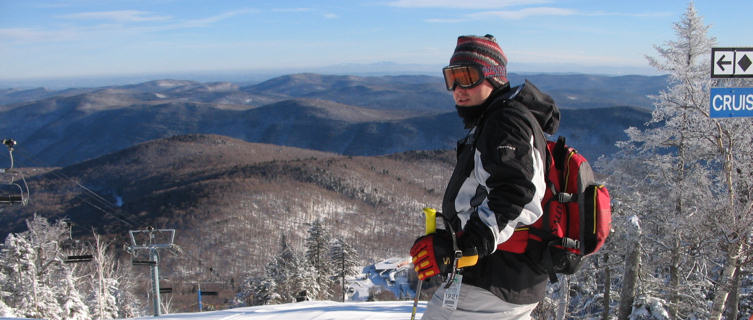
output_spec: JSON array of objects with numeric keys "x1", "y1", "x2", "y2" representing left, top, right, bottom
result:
[{"x1": 127, "y1": 300, "x2": 425, "y2": 320}]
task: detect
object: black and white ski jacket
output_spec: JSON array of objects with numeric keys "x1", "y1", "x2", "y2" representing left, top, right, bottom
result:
[{"x1": 442, "y1": 80, "x2": 560, "y2": 304}]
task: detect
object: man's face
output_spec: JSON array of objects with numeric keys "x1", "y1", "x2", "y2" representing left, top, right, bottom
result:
[{"x1": 453, "y1": 80, "x2": 494, "y2": 107}]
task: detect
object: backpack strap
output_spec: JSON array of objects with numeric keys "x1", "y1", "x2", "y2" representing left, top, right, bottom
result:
[
  {"x1": 542, "y1": 241, "x2": 560, "y2": 283},
  {"x1": 553, "y1": 136, "x2": 567, "y2": 171}
]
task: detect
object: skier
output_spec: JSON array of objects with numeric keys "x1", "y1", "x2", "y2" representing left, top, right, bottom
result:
[{"x1": 410, "y1": 34, "x2": 560, "y2": 319}]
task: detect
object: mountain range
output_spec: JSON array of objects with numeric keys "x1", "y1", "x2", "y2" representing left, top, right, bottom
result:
[
  {"x1": 0, "y1": 72, "x2": 662, "y2": 312},
  {"x1": 0, "y1": 73, "x2": 660, "y2": 167}
]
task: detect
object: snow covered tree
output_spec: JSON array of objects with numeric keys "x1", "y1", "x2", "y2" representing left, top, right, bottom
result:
[
  {"x1": 618, "y1": 216, "x2": 642, "y2": 320},
  {"x1": 60, "y1": 268, "x2": 91, "y2": 320},
  {"x1": 86, "y1": 232, "x2": 120, "y2": 319},
  {"x1": 0, "y1": 215, "x2": 88, "y2": 319},
  {"x1": 113, "y1": 269, "x2": 142, "y2": 319},
  {"x1": 258, "y1": 235, "x2": 318, "y2": 304},
  {"x1": 645, "y1": 4, "x2": 753, "y2": 319},
  {"x1": 330, "y1": 236, "x2": 359, "y2": 302},
  {"x1": 638, "y1": 4, "x2": 718, "y2": 317},
  {"x1": 0, "y1": 299, "x2": 14, "y2": 318},
  {"x1": 607, "y1": 3, "x2": 753, "y2": 319},
  {"x1": 305, "y1": 219, "x2": 335, "y2": 300}
]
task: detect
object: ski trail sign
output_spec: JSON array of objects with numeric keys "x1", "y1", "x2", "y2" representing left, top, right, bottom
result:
[
  {"x1": 710, "y1": 47, "x2": 753, "y2": 118},
  {"x1": 710, "y1": 87, "x2": 753, "y2": 118},
  {"x1": 711, "y1": 47, "x2": 753, "y2": 78}
]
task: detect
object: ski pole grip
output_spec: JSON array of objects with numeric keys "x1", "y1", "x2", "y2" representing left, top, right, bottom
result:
[{"x1": 422, "y1": 207, "x2": 437, "y2": 235}]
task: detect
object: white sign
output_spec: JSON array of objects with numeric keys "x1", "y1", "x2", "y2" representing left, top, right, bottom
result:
[{"x1": 711, "y1": 47, "x2": 753, "y2": 78}]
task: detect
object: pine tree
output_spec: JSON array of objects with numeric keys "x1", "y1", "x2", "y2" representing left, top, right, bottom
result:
[
  {"x1": 0, "y1": 215, "x2": 82, "y2": 319},
  {"x1": 610, "y1": 3, "x2": 753, "y2": 319},
  {"x1": 60, "y1": 268, "x2": 91, "y2": 320},
  {"x1": 305, "y1": 219, "x2": 334, "y2": 300},
  {"x1": 330, "y1": 236, "x2": 359, "y2": 302},
  {"x1": 261, "y1": 235, "x2": 318, "y2": 304},
  {"x1": 0, "y1": 299, "x2": 14, "y2": 318}
]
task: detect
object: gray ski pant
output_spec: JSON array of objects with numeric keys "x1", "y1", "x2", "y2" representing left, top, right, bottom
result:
[{"x1": 421, "y1": 283, "x2": 538, "y2": 320}]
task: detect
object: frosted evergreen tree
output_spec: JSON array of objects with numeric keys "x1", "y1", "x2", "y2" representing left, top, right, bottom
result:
[
  {"x1": 0, "y1": 299, "x2": 14, "y2": 318},
  {"x1": 114, "y1": 265, "x2": 143, "y2": 319},
  {"x1": 0, "y1": 233, "x2": 47, "y2": 317},
  {"x1": 234, "y1": 275, "x2": 265, "y2": 306},
  {"x1": 330, "y1": 236, "x2": 359, "y2": 302},
  {"x1": 610, "y1": 3, "x2": 753, "y2": 319},
  {"x1": 60, "y1": 268, "x2": 91, "y2": 320},
  {"x1": 0, "y1": 244, "x2": 16, "y2": 317},
  {"x1": 305, "y1": 219, "x2": 334, "y2": 300},
  {"x1": 0, "y1": 215, "x2": 81, "y2": 319},
  {"x1": 263, "y1": 235, "x2": 319, "y2": 304},
  {"x1": 253, "y1": 276, "x2": 278, "y2": 305}
]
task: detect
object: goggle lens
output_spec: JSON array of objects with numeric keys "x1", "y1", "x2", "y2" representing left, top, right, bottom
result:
[{"x1": 443, "y1": 65, "x2": 484, "y2": 91}]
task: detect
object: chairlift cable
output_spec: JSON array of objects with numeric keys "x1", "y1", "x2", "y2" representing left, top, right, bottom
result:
[
  {"x1": 10, "y1": 144, "x2": 232, "y2": 287},
  {"x1": 73, "y1": 194, "x2": 136, "y2": 227},
  {"x1": 11, "y1": 149, "x2": 120, "y2": 211},
  {"x1": 10, "y1": 147, "x2": 137, "y2": 227}
]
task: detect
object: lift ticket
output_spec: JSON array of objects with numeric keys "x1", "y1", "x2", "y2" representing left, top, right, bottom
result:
[{"x1": 442, "y1": 274, "x2": 462, "y2": 310}]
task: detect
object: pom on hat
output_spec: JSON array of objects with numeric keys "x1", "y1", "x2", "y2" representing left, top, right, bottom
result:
[{"x1": 449, "y1": 34, "x2": 508, "y2": 88}]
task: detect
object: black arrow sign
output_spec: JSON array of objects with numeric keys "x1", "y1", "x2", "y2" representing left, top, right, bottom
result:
[{"x1": 717, "y1": 54, "x2": 733, "y2": 71}]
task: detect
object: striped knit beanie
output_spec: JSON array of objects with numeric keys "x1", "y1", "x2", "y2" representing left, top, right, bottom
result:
[{"x1": 449, "y1": 34, "x2": 508, "y2": 88}]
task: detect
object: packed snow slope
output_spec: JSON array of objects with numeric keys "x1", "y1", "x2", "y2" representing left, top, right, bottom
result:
[{"x1": 128, "y1": 301, "x2": 425, "y2": 320}]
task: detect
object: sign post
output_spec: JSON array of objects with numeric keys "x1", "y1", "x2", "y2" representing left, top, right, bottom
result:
[{"x1": 710, "y1": 47, "x2": 753, "y2": 118}]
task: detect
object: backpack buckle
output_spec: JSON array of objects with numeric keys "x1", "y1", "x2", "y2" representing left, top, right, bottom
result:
[
  {"x1": 556, "y1": 192, "x2": 575, "y2": 203},
  {"x1": 562, "y1": 237, "x2": 579, "y2": 249}
]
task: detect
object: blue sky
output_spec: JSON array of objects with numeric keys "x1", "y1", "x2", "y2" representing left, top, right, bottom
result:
[{"x1": 1, "y1": 0, "x2": 751, "y2": 83}]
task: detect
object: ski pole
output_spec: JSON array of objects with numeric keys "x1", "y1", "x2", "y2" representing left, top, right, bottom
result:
[{"x1": 410, "y1": 207, "x2": 436, "y2": 320}]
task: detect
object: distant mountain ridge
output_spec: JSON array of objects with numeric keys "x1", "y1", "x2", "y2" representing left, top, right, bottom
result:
[{"x1": 0, "y1": 72, "x2": 657, "y2": 166}]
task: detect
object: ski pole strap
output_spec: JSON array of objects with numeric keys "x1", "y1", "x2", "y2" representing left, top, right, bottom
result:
[
  {"x1": 445, "y1": 249, "x2": 462, "y2": 289},
  {"x1": 441, "y1": 217, "x2": 479, "y2": 288},
  {"x1": 444, "y1": 220, "x2": 461, "y2": 289}
]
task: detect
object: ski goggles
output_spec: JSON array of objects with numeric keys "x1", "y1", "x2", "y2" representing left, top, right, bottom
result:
[{"x1": 442, "y1": 65, "x2": 485, "y2": 91}]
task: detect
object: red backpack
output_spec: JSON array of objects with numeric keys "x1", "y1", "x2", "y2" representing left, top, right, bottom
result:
[{"x1": 497, "y1": 136, "x2": 612, "y2": 282}]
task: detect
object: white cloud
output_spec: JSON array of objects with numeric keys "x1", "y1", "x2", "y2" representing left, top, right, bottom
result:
[
  {"x1": 0, "y1": 27, "x2": 77, "y2": 42},
  {"x1": 180, "y1": 9, "x2": 256, "y2": 27},
  {"x1": 60, "y1": 10, "x2": 171, "y2": 23},
  {"x1": 387, "y1": 0, "x2": 551, "y2": 9},
  {"x1": 425, "y1": 18, "x2": 466, "y2": 23},
  {"x1": 2, "y1": 8, "x2": 257, "y2": 44},
  {"x1": 471, "y1": 7, "x2": 577, "y2": 20},
  {"x1": 425, "y1": 6, "x2": 577, "y2": 23},
  {"x1": 323, "y1": 13, "x2": 339, "y2": 19},
  {"x1": 581, "y1": 10, "x2": 673, "y2": 18},
  {"x1": 272, "y1": 8, "x2": 313, "y2": 13}
]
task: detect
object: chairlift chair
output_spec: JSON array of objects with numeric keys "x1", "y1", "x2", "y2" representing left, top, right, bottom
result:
[
  {"x1": 64, "y1": 255, "x2": 93, "y2": 263},
  {"x1": 0, "y1": 139, "x2": 29, "y2": 206},
  {"x1": 60, "y1": 238, "x2": 93, "y2": 263},
  {"x1": 130, "y1": 249, "x2": 157, "y2": 266}
]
